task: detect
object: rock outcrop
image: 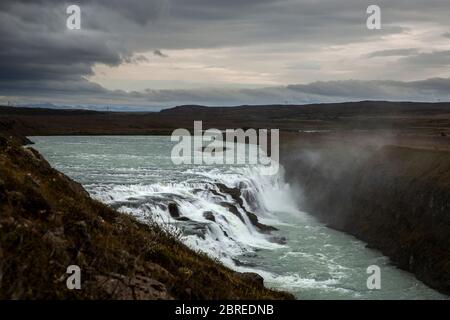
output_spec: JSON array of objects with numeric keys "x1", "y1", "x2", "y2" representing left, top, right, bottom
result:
[{"x1": 216, "y1": 183, "x2": 277, "y2": 233}]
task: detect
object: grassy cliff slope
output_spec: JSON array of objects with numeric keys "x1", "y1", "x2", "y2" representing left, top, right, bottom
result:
[{"x1": 0, "y1": 135, "x2": 292, "y2": 300}]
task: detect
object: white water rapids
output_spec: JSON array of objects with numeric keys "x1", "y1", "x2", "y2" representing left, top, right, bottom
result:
[{"x1": 30, "y1": 136, "x2": 446, "y2": 299}]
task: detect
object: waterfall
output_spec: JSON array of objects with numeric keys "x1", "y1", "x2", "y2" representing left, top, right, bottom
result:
[{"x1": 89, "y1": 161, "x2": 297, "y2": 268}]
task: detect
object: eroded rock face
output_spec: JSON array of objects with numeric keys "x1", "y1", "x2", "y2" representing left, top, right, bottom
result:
[
  {"x1": 92, "y1": 273, "x2": 173, "y2": 300},
  {"x1": 282, "y1": 143, "x2": 450, "y2": 295},
  {"x1": 203, "y1": 211, "x2": 215, "y2": 222},
  {"x1": 216, "y1": 183, "x2": 278, "y2": 234},
  {"x1": 216, "y1": 183, "x2": 245, "y2": 208},
  {"x1": 245, "y1": 211, "x2": 277, "y2": 234}
]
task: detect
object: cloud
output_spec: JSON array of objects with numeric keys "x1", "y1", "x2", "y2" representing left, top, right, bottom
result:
[
  {"x1": 126, "y1": 77, "x2": 450, "y2": 106},
  {"x1": 398, "y1": 50, "x2": 450, "y2": 68},
  {"x1": 4, "y1": 78, "x2": 450, "y2": 109},
  {"x1": 367, "y1": 48, "x2": 419, "y2": 58},
  {"x1": 0, "y1": 1, "x2": 166, "y2": 83},
  {"x1": 287, "y1": 78, "x2": 450, "y2": 101},
  {"x1": 153, "y1": 50, "x2": 169, "y2": 58},
  {"x1": 0, "y1": 0, "x2": 450, "y2": 106}
]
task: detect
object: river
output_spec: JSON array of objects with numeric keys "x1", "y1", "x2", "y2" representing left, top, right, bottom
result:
[{"x1": 30, "y1": 136, "x2": 446, "y2": 299}]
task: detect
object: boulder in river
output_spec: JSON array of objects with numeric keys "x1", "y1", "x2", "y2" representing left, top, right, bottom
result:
[
  {"x1": 203, "y1": 211, "x2": 216, "y2": 222},
  {"x1": 168, "y1": 202, "x2": 180, "y2": 218},
  {"x1": 236, "y1": 272, "x2": 264, "y2": 286}
]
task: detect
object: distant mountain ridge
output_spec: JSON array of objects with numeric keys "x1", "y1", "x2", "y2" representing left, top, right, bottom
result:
[
  {"x1": 1, "y1": 101, "x2": 450, "y2": 139},
  {"x1": 6, "y1": 100, "x2": 450, "y2": 114},
  {"x1": 13, "y1": 103, "x2": 163, "y2": 112}
]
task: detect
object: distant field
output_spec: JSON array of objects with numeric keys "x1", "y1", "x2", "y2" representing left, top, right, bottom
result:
[{"x1": 1, "y1": 101, "x2": 450, "y2": 150}]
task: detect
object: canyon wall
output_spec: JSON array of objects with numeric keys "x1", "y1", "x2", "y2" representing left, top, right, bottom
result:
[{"x1": 282, "y1": 141, "x2": 450, "y2": 295}]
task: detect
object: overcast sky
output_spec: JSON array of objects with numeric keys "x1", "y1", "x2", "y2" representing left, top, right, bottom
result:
[{"x1": 1, "y1": 0, "x2": 450, "y2": 109}]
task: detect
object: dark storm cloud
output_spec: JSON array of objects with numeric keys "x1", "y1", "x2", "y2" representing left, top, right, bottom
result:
[
  {"x1": 1, "y1": 0, "x2": 450, "y2": 104},
  {"x1": 0, "y1": 0, "x2": 165, "y2": 90}
]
